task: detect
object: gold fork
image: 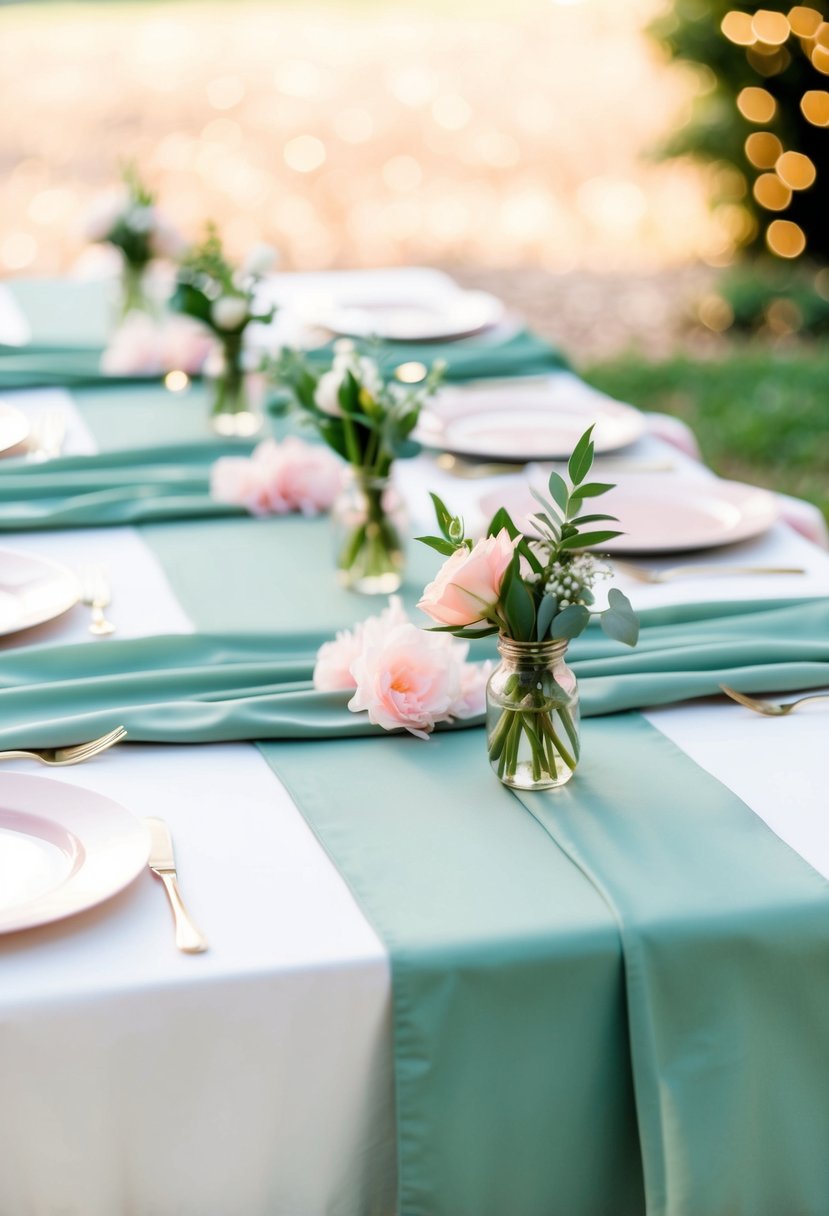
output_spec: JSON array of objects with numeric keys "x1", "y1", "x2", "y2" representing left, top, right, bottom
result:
[
  {"x1": 720, "y1": 686, "x2": 829, "y2": 717},
  {"x1": 79, "y1": 565, "x2": 115, "y2": 636},
  {"x1": 614, "y1": 561, "x2": 805, "y2": 584},
  {"x1": 0, "y1": 725, "x2": 128, "y2": 766}
]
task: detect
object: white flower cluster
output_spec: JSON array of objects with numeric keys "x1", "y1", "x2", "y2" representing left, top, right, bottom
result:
[
  {"x1": 314, "y1": 339, "x2": 383, "y2": 417},
  {"x1": 83, "y1": 190, "x2": 183, "y2": 259},
  {"x1": 545, "y1": 554, "x2": 608, "y2": 609}
]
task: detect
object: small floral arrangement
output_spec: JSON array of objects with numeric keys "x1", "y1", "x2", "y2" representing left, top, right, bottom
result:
[
  {"x1": 211, "y1": 436, "x2": 342, "y2": 517},
  {"x1": 314, "y1": 597, "x2": 491, "y2": 739},
  {"x1": 101, "y1": 313, "x2": 213, "y2": 377},
  {"x1": 171, "y1": 226, "x2": 277, "y2": 432},
  {"x1": 417, "y1": 426, "x2": 639, "y2": 789},
  {"x1": 84, "y1": 164, "x2": 184, "y2": 267},
  {"x1": 272, "y1": 341, "x2": 443, "y2": 592}
]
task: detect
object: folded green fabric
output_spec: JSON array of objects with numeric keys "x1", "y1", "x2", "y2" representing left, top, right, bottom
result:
[
  {"x1": 0, "y1": 441, "x2": 256, "y2": 530},
  {"x1": 301, "y1": 326, "x2": 568, "y2": 382},
  {"x1": 0, "y1": 599, "x2": 826, "y2": 748},
  {"x1": 262, "y1": 715, "x2": 829, "y2": 1216},
  {"x1": 3, "y1": 279, "x2": 566, "y2": 386}
]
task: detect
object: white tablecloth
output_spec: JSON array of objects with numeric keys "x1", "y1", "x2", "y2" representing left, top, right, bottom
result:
[{"x1": 1, "y1": 339, "x2": 829, "y2": 1215}]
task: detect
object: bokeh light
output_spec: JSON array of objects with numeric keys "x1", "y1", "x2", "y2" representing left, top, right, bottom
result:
[
  {"x1": 737, "y1": 87, "x2": 777, "y2": 122},
  {"x1": 766, "y1": 218, "x2": 807, "y2": 257},
  {"x1": 776, "y1": 150, "x2": 817, "y2": 189}
]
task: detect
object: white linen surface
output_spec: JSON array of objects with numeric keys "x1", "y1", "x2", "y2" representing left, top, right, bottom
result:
[{"x1": 1, "y1": 367, "x2": 829, "y2": 1214}]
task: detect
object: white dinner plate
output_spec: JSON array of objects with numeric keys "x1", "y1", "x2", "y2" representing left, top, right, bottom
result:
[
  {"x1": 0, "y1": 403, "x2": 30, "y2": 457},
  {"x1": 479, "y1": 476, "x2": 780, "y2": 554},
  {"x1": 0, "y1": 549, "x2": 81, "y2": 637},
  {"x1": 312, "y1": 289, "x2": 505, "y2": 342},
  {"x1": 417, "y1": 381, "x2": 646, "y2": 460},
  {"x1": 0, "y1": 773, "x2": 148, "y2": 934}
]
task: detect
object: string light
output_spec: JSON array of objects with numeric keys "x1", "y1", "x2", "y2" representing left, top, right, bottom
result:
[
  {"x1": 753, "y1": 173, "x2": 792, "y2": 210},
  {"x1": 787, "y1": 7, "x2": 822, "y2": 38},
  {"x1": 722, "y1": 11, "x2": 757, "y2": 45},
  {"x1": 776, "y1": 150, "x2": 817, "y2": 189},
  {"x1": 751, "y1": 10, "x2": 791, "y2": 45},
  {"x1": 737, "y1": 86, "x2": 777, "y2": 122},
  {"x1": 766, "y1": 218, "x2": 807, "y2": 257},
  {"x1": 801, "y1": 89, "x2": 829, "y2": 125},
  {"x1": 745, "y1": 131, "x2": 783, "y2": 167}
]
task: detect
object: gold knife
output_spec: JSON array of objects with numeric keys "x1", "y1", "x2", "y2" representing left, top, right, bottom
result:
[{"x1": 145, "y1": 817, "x2": 208, "y2": 954}]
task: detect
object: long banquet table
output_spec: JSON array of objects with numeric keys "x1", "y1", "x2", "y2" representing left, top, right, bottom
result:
[{"x1": 2, "y1": 273, "x2": 829, "y2": 1216}]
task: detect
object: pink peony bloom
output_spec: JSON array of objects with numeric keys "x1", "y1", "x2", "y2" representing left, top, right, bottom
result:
[
  {"x1": 100, "y1": 312, "x2": 162, "y2": 376},
  {"x1": 158, "y1": 316, "x2": 213, "y2": 374},
  {"x1": 252, "y1": 436, "x2": 343, "y2": 518},
  {"x1": 313, "y1": 597, "x2": 409, "y2": 693},
  {"x1": 417, "y1": 528, "x2": 518, "y2": 628},
  {"x1": 101, "y1": 313, "x2": 213, "y2": 377},
  {"x1": 211, "y1": 437, "x2": 342, "y2": 518},
  {"x1": 210, "y1": 457, "x2": 272, "y2": 517},
  {"x1": 348, "y1": 616, "x2": 463, "y2": 739}
]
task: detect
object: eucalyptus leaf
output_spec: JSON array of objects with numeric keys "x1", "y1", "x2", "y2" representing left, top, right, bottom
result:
[
  {"x1": 559, "y1": 530, "x2": 622, "y2": 550},
  {"x1": 547, "y1": 470, "x2": 569, "y2": 513},
  {"x1": 536, "y1": 594, "x2": 558, "y2": 641},
  {"x1": 551, "y1": 603, "x2": 590, "y2": 639},
  {"x1": 503, "y1": 560, "x2": 535, "y2": 640},
  {"x1": 569, "y1": 481, "x2": 616, "y2": 499},
  {"x1": 416, "y1": 535, "x2": 458, "y2": 557},
  {"x1": 567, "y1": 426, "x2": 595, "y2": 485},
  {"x1": 601, "y1": 588, "x2": 639, "y2": 646}
]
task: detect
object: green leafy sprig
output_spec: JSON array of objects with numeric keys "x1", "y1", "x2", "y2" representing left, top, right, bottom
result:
[
  {"x1": 170, "y1": 224, "x2": 274, "y2": 337},
  {"x1": 269, "y1": 347, "x2": 443, "y2": 479},
  {"x1": 418, "y1": 425, "x2": 639, "y2": 647}
]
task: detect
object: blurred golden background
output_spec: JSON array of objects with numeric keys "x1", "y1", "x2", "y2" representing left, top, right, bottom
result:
[{"x1": 0, "y1": 0, "x2": 726, "y2": 282}]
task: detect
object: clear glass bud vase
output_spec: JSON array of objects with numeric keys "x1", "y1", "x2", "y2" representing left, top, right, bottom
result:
[
  {"x1": 486, "y1": 637, "x2": 580, "y2": 791},
  {"x1": 331, "y1": 470, "x2": 407, "y2": 595},
  {"x1": 117, "y1": 261, "x2": 154, "y2": 322},
  {"x1": 207, "y1": 336, "x2": 262, "y2": 437}
]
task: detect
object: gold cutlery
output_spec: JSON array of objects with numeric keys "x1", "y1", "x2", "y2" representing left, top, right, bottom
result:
[
  {"x1": 29, "y1": 407, "x2": 66, "y2": 462},
  {"x1": 0, "y1": 725, "x2": 127, "y2": 767},
  {"x1": 79, "y1": 565, "x2": 116, "y2": 636},
  {"x1": 613, "y1": 561, "x2": 805, "y2": 585},
  {"x1": 720, "y1": 685, "x2": 829, "y2": 717},
  {"x1": 435, "y1": 453, "x2": 675, "y2": 479},
  {"x1": 145, "y1": 817, "x2": 208, "y2": 954}
]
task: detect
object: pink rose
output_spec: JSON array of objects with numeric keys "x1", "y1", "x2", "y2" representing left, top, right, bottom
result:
[
  {"x1": 417, "y1": 528, "x2": 518, "y2": 628},
  {"x1": 348, "y1": 617, "x2": 463, "y2": 739},
  {"x1": 313, "y1": 597, "x2": 409, "y2": 692}
]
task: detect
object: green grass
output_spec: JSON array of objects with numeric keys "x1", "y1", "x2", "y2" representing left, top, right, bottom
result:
[{"x1": 581, "y1": 346, "x2": 829, "y2": 522}]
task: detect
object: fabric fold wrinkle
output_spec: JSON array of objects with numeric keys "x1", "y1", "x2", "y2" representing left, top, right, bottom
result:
[{"x1": 1, "y1": 598, "x2": 827, "y2": 747}]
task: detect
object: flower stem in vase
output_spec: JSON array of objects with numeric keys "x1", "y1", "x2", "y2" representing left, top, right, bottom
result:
[
  {"x1": 209, "y1": 334, "x2": 261, "y2": 437},
  {"x1": 486, "y1": 639, "x2": 580, "y2": 791},
  {"x1": 333, "y1": 472, "x2": 407, "y2": 595}
]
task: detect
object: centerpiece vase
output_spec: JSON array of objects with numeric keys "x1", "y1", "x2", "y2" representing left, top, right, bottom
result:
[
  {"x1": 486, "y1": 637, "x2": 580, "y2": 791},
  {"x1": 208, "y1": 334, "x2": 262, "y2": 437},
  {"x1": 331, "y1": 469, "x2": 407, "y2": 595},
  {"x1": 117, "y1": 261, "x2": 154, "y2": 322}
]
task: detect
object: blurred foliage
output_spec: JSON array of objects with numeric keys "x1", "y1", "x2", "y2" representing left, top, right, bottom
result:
[
  {"x1": 651, "y1": 0, "x2": 829, "y2": 262},
  {"x1": 583, "y1": 347, "x2": 829, "y2": 520},
  {"x1": 716, "y1": 258, "x2": 829, "y2": 333}
]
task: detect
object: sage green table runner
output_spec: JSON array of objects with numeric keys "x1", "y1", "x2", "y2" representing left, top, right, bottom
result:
[
  {"x1": 1, "y1": 596, "x2": 828, "y2": 748},
  {"x1": 262, "y1": 716, "x2": 829, "y2": 1216},
  {"x1": 2, "y1": 278, "x2": 566, "y2": 388},
  {"x1": 5, "y1": 292, "x2": 829, "y2": 1214}
]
